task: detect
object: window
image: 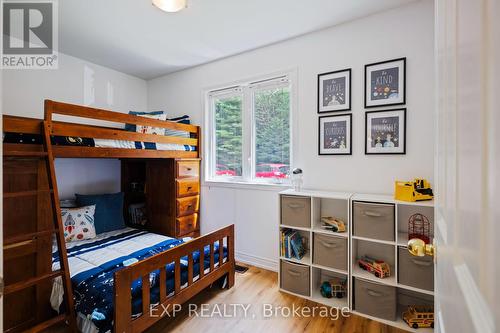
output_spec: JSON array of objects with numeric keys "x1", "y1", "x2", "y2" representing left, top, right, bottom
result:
[
  {"x1": 206, "y1": 73, "x2": 293, "y2": 184},
  {"x1": 214, "y1": 94, "x2": 243, "y2": 177}
]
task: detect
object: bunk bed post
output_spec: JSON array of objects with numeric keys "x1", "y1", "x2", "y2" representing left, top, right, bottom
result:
[
  {"x1": 197, "y1": 125, "x2": 202, "y2": 159},
  {"x1": 114, "y1": 268, "x2": 132, "y2": 333},
  {"x1": 44, "y1": 99, "x2": 54, "y2": 121},
  {"x1": 114, "y1": 269, "x2": 132, "y2": 333},
  {"x1": 227, "y1": 224, "x2": 235, "y2": 288}
]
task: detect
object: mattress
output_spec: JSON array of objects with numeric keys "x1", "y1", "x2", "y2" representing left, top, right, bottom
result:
[
  {"x1": 52, "y1": 228, "x2": 227, "y2": 333},
  {"x1": 3, "y1": 132, "x2": 197, "y2": 151}
]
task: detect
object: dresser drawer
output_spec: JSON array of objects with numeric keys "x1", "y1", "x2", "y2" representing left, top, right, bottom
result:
[
  {"x1": 176, "y1": 178, "x2": 200, "y2": 197},
  {"x1": 176, "y1": 214, "x2": 199, "y2": 236},
  {"x1": 176, "y1": 160, "x2": 200, "y2": 178},
  {"x1": 313, "y1": 234, "x2": 347, "y2": 271},
  {"x1": 281, "y1": 196, "x2": 311, "y2": 228},
  {"x1": 354, "y1": 278, "x2": 396, "y2": 321},
  {"x1": 280, "y1": 260, "x2": 310, "y2": 296},
  {"x1": 353, "y1": 202, "x2": 395, "y2": 241},
  {"x1": 176, "y1": 196, "x2": 199, "y2": 217},
  {"x1": 398, "y1": 247, "x2": 434, "y2": 291}
]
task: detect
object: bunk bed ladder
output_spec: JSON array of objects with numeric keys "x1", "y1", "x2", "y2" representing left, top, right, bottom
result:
[{"x1": 2, "y1": 122, "x2": 77, "y2": 332}]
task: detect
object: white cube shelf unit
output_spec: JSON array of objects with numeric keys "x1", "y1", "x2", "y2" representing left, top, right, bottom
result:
[
  {"x1": 279, "y1": 190, "x2": 435, "y2": 333},
  {"x1": 278, "y1": 189, "x2": 352, "y2": 309}
]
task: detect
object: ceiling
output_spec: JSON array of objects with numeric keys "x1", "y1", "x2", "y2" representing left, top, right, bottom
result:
[{"x1": 59, "y1": 0, "x2": 416, "y2": 80}]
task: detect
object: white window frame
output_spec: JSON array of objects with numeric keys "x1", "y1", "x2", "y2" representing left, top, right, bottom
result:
[{"x1": 204, "y1": 70, "x2": 296, "y2": 187}]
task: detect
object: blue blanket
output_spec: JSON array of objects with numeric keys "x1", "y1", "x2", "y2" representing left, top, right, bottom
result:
[{"x1": 53, "y1": 228, "x2": 226, "y2": 332}]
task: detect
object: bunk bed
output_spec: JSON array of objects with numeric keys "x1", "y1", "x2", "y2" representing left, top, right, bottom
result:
[
  {"x1": 2, "y1": 100, "x2": 235, "y2": 333},
  {"x1": 4, "y1": 100, "x2": 202, "y2": 159}
]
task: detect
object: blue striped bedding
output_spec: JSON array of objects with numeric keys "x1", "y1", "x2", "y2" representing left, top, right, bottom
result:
[
  {"x1": 3, "y1": 133, "x2": 197, "y2": 152},
  {"x1": 52, "y1": 228, "x2": 226, "y2": 333}
]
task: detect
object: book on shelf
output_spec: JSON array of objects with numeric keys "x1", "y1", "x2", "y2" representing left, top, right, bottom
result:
[{"x1": 280, "y1": 229, "x2": 306, "y2": 260}]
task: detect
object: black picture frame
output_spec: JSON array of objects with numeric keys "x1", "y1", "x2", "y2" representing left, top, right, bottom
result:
[
  {"x1": 318, "y1": 113, "x2": 352, "y2": 155},
  {"x1": 317, "y1": 68, "x2": 351, "y2": 113},
  {"x1": 365, "y1": 108, "x2": 407, "y2": 155},
  {"x1": 364, "y1": 58, "x2": 406, "y2": 108}
]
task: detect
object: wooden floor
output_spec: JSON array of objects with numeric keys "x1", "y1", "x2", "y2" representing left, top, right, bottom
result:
[
  {"x1": 145, "y1": 265, "x2": 405, "y2": 333},
  {"x1": 53, "y1": 264, "x2": 406, "y2": 333}
]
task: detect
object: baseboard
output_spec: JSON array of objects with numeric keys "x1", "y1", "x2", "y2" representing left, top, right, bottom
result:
[{"x1": 235, "y1": 251, "x2": 278, "y2": 272}]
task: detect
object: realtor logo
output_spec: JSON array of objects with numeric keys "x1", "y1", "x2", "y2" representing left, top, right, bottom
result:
[{"x1": 1, "y1": 0, "x2": 58, "y2": 69}]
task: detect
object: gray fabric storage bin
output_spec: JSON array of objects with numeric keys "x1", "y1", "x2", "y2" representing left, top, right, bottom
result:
[
  {"x1": 353, "y1": 202, "x2": 395, "y2": 241},
  {"x1": 398, "y1": 247, "x2": 434, "y2": 291},
  {"x1": 281, "y1": 195, "x2": 311, "y2": 228},
  {"x1": 354, "y1": 278, "x2": 397, "y2": 321},
  {"x1": 313, "y1": 234, "x2": 347, "y2": 271},
  {"x1": 280, "y1": 260, "x2": 310, "y2": 296}
]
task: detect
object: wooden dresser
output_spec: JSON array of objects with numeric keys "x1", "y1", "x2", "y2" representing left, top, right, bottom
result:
[{"x1": 121, "y1": 158, "x2": 201, "y2": 238}]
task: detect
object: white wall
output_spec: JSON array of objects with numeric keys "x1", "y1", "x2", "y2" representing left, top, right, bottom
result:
[
  {"x1": 147, "y1": 1, "x2": 435, "y2": 270},
  {"x1": 2, "y1": 53, "x2": 148, "y2": 198}
]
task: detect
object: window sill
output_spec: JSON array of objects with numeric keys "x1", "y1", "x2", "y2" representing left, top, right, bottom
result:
[{"x1": 202, "y1": 180, "x2": 292, "y2": 192}]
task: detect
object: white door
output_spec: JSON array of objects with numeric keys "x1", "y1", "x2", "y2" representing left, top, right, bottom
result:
[
  {"x1": 0, "y1": 43, "x2": 3, "y2": 332},
  {"x1": 434, "y1": 0, "x2": 499, "y2": 332}
]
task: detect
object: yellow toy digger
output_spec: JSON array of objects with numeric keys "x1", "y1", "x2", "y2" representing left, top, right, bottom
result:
[{"x1": 394, "y1": 178, "x2": 433, "y2": 202}]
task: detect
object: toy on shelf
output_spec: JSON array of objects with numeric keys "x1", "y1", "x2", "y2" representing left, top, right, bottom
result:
[
  {"x1": 320, "y1": 277, "x2": 347, "y2": 299},
  {"x1": 402, "y1": 305, "x2": 434, "y2": 329},
  {"x1": 320, "y1": 216, "x2": 346, "y2": 233},
  {"x1": 358, "y1": 255, "x2": 391, "y2": 278},
  {"x1": 408, "y1": 213, "x2": 431, "y2": 244},
  {"x1": 394, "y1": 178, "x2": 434, "y2": 202}
]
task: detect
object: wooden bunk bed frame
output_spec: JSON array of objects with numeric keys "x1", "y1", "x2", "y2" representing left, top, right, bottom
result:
[
  {"x1": 5, "y1": 99, "x2": 202, "y2": 159},
  {"x1": 3, "y1": 100, "x2": 235, "y2": 333}
]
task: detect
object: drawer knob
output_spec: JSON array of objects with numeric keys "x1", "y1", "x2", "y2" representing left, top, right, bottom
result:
[
  {"x1": 187, "y1": 186, "x2": 192, "y2": 190},
  {"x1": 187, "y1": 167, "x2": 192, "y2": 171}
]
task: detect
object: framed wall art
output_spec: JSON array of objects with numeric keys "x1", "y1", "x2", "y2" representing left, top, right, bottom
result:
[
  {"x1": 365, "y1": 58, "x2": 406, "y2": 108},
  {"x1": 318, "y1": 68, "x2": 351, "y2": 113},
  {"x1": 365, "y1": 108, "x2": 406, "y2": 155},
  {"x1": 318, "y1": 114, "x2": 352, "y2": 155}
]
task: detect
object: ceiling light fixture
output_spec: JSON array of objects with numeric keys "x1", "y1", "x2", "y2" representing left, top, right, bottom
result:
[{"x1": 152, "y1": 0, "x2": 187, "y2": 13}]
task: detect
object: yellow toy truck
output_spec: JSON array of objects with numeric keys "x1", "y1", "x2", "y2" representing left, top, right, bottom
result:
[
  {"x1": 403, "y1": 305, "x2": 434, "y2": 329},
  {"x1": 394, "y1": 178, "x2": 434, "y2": 202}
]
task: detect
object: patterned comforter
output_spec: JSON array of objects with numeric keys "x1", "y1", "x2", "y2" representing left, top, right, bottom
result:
[{"x1": 52, "y1": 228, "x2": 226, "y2": 332}]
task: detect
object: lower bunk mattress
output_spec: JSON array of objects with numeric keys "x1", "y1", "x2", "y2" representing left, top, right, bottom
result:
[{"x1": 52, "y1": 228, "x2": 227, "y2": 333}]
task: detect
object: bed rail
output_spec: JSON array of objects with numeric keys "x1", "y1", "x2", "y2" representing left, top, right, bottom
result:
[
  {"x1": 2, "y1": 101, "x2": 201, "y2": 158},
  {"x1": 113, "y1": 225, "x2": 235, "y2": 333},
  {"x1": 44, "y1": 100, "x2": 198, "y2": 134},
  {"x1": 44, "y1": 100, "x2": 201, "y2": 158}
]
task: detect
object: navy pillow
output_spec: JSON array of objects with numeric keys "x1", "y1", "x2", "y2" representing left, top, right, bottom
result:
[
  {"x1": 75, "y1": 192, "x2": 125, "y2": 234},
  {"x1": 125, "y1": 110, "x2": 165, "y2": 132}
]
